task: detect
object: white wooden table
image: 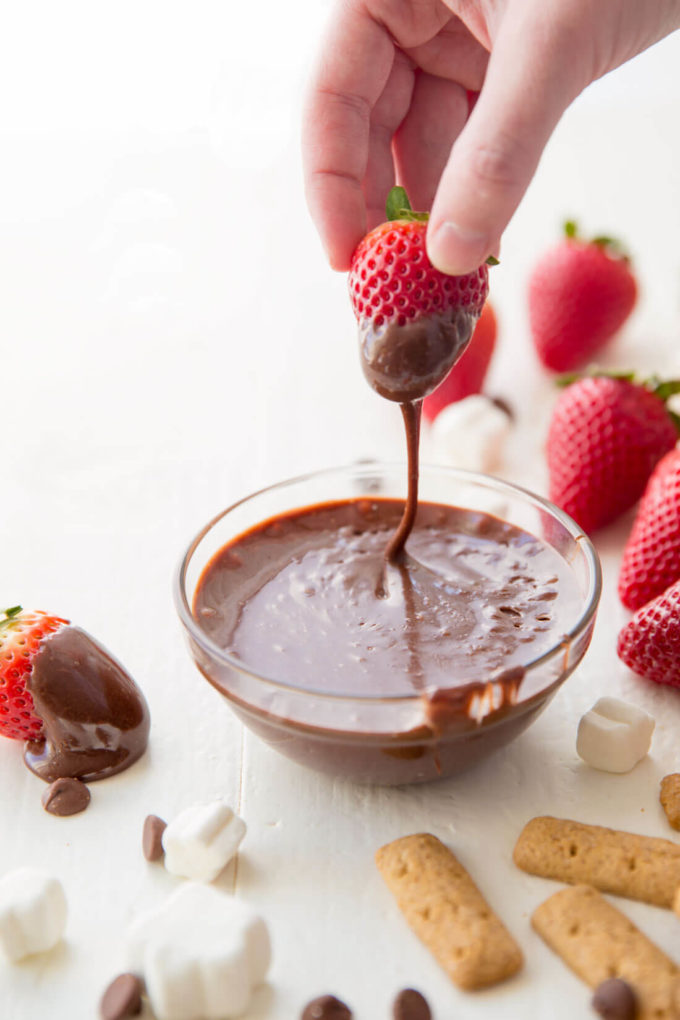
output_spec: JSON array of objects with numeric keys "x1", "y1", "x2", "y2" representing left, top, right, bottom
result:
[{"x1": 1, "y1": 6, "x2": 680, "y2": 1017}]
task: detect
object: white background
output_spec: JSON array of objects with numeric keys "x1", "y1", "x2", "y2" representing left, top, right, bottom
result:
[{"x1": 1, "y1": 3, "x2": 680, "y2": 1018}]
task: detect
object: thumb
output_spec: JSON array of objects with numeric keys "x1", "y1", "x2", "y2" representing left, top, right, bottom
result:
[{"x1": 427, "y1": 9, "x2": 589, "y2": 274}]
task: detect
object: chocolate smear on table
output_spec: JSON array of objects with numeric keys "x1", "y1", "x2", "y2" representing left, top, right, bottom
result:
[
  {"x1": 393, "y1": 987, "x2": 432, "y2": 1020},
  {"x1": 24, "y1": 626, "x2": 150, "y2": 783},
  {"x1": 592, "y1": 977, "x2": 638, "y2": 1020},
  {"x1": 41, "y1": 776, "x2": 91, "y2": 816},
  {"x1": 99, "y1": 972, "x2": 143, "y2": 1020},
  {"x1": 301, "y1": 994, "x2": 353, "y2": 1020},
  {"x1": 142, "y1": 814, "x2": 167, "y2": 861}
]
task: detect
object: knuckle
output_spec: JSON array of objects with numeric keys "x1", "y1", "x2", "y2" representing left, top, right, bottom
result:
[
  {"x1": 468, "y1": 136, "x2": 528, "y2": 192},
  {"x1": 319, "y1": 86, "x2": 371, "y2": 126}
]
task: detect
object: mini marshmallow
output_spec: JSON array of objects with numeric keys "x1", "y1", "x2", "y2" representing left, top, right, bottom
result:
[
  {"x1": 127, "y1": 882, "x2": 270, "y2": 1020},
  {"x1": 162, "y1": 801, "x2": 246, "y2": 882},
  {"x1": 429, "y1": 395, "x2": 511, "y2": 473},
  {"x1": 0, "y1": 868, "x2": 67, "y2": 962},
  {"x1": 576, "y1": 696, "x2": 655, "y2": 773}
]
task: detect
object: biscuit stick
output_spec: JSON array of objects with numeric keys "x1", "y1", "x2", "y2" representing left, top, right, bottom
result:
[
  {"x1": 533, "y1": 884, "x2": 680, "y2": 1020},
  {"x1": 376, "y1": 833, "x2": 523, "y2": 991},
  {"x1": 514, "y1": 816, "x2": 680, "y2": 908}
]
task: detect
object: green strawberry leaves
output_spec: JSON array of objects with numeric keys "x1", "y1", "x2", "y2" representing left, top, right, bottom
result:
[
  {"x1": 385, "y1": 186, "x2": 428, "y2": 223},
  {"x1": 0, "y1": 605, "x2": 22, "y2": 633},
  {"x1": 563, "y1": 219, "x2": 630, "y2": 261}
]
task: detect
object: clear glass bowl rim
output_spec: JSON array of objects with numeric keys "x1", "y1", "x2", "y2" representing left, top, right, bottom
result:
[{"x1": 174, "y1": 461, "x2": 602, "y2": 706}]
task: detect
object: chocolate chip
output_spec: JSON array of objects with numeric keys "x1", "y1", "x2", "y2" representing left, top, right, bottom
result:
[
  {"x1": 99, "y1": 973, "x2": 143, "y2": 1020},
  {"x1": 489, "y1": 395, "x2": 514, "y2": 420},
  {"x1": 592, "y1": 978, "x2": 638, "y2": 1019},
  {"x1": 142, "y1": 814, "x2": 167, "y2": 861},
  {"x1": 301, "y1": 994, "x2": 353, "y2": 1019},
  {"x1": 41, "y1": 777, "x2": 91, "y2": 816},
  {"x1": 393, "y1": 987, "x2": 432, "y2": 1020}
]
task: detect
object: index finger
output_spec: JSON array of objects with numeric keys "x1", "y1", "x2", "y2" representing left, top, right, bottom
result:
[{"x1": 302, "y1": 2, "x2": 395, "y2": 270}]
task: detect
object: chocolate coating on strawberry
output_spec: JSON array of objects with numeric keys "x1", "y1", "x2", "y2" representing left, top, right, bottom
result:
[
  {"x1": 23, "y1": 625, "x2": 150, "y2": 783},
  {"x1": 360, "y1": 308, "x2": 480, "y2": 403}
]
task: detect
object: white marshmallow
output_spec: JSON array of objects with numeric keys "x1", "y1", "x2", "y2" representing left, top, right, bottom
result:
[
  {"x1": 0, "y1": 868, "x2": 67, "y2": 962},
  {"x1": 576, "y1": 696, "x2": 655, "y2": 773},
  {"x1": 429, "y1": 394, "x2": 511, "y2": 473},
  {"x1": 127, "y1": 883, "x2": 270, "y2": 1020},
  {"x1": 162, "y1": 801, "x2": 246, "y2": 883}
]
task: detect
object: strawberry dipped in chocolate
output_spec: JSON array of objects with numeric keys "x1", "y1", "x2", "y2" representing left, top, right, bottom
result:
[
  {"x1": 0, "y1": 606, "x2": 150, "y2": 790},
  {"x1": 349, "y1": 187, "x2": 490, "y2": 404},
  {"x1": 348, "y1": 188, "x2": 491, "y2": 561}
]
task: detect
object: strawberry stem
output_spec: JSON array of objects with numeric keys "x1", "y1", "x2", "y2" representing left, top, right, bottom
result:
[
  {"x1": 385, "y1": 186, "x2": 429, "y2": 223},
  {"x1": 562, "y1": 218, "x2": 629, "y2": 259},
  {"x1": 386, "y1": 186, "x2": 411, "y2": 220},
  {"x1": 649, "y1": 378, "x2": 680, "y2": 401},
  {"x1": 0, "y1": 606, "x2": 22, "y2": 631}
]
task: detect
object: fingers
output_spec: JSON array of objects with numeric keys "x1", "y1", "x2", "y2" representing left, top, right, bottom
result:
[
  {"x1": 393, "y1": 72, "x2": 469, "y2": 212},
  {"x1": 362, "y1": 52, "x2": 415, "y2": 231},
  {"x1": 427, "y1": 9, "x2": 590, "y2": 275},
  {"x1": 302, "y1": 2, "x2": 394, "y2": 270}
]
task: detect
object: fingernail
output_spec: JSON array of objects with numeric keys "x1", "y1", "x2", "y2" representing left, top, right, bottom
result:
[{"x1": 427, "y1": 221, "x2": 490, "y2": 276}]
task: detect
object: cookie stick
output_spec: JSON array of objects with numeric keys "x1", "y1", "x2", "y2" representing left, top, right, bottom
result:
[
  {"x1": 376, "y1": 833, "x2": 523, "y2": 991},
  {"x1": 532, "y1": 884, "x2": 679, "y2": 1020},
  {"x1": 514, "y1": 816, "x2": 680, "y2": 908}
]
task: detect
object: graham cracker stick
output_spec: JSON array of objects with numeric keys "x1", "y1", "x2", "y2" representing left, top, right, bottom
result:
[
  {"x1": 533, "y1": 884, "x2": 679, "y2": 1020},
  {"x1": 514, "y1": 816, "x2": 680, "y2": 908},
  {"x1": 376, "y1": 832, "x2": 523, "y2": 991}
]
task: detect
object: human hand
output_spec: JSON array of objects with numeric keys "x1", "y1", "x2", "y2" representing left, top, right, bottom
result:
[{"x1": 302, "y1": 0, "x2": 680, "y2": 274}]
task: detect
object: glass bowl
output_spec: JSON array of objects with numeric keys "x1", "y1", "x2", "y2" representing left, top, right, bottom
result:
[{"x1": 174, "y1": 462, "x2": 601, "y2": 785}]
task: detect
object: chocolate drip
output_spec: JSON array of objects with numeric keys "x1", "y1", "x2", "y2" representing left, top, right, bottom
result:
[
  {"x1": 24, "y1": 626, "x2": 150, "y2": 783},
  {"x1": 384, "y1": 400, "x2": 422, "y2": 562}
]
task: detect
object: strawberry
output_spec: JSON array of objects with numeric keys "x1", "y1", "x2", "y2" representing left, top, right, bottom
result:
[
  {"x1": 618, "y1": 447, "x2": 680, "y2": 610},
  {"x1": 0, "y1": 606, "x2": 68, "y2": 740},
  {"x1": 348, "y1": 186, "x2": 490, "y2": 402},
  {"x1": 546, "y1": 374, "x2": 679, "y2": 533},
  {"x1": 617, "y1": 579, "x2": 680, "y2": 689},
  {"x1": 422, "y1": 302, "x2": 497, "y2": 422},
  {"x1": 529, "y1": 221, "x2": 637, "y2": 372}
]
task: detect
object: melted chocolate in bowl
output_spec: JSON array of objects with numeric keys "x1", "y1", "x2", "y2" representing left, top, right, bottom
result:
[
  {"x1": 184, "y1": 468, "x2": 600, "y2": 785},
  {"x1": 195, "y1": 500, "x2": 577, "y2": 696}
]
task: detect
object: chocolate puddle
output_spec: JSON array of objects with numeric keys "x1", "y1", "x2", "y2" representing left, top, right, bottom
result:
[
  {"x1": 24, "y1": 626, "x2": 150, "y2": 783},
  {"x1": 195, "y1": 499, "x2": 577, "y2": 699}
]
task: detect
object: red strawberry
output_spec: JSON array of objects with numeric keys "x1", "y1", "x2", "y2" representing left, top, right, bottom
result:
[
  {"x1": 546, "y1": 374, "x2": 679, "y2": 533},
  {"x1": 0, "y1": 606, "x2": 68, "y2": 740},
  {"x1": 529, "y1": 222, "x2": 637, "y2": 372},
  {"x1": 617, "y1": 579, "x2": 680, "y2": 689},
  {"x1": 422, "y1": 302, "x2": 498, "y2": 422},
  {"x1": 618, "y1": 447, "x2": 680, "y2": 610},
  {"x1": 348, "y1": 186, "x2": 490, "y2": 402}
]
